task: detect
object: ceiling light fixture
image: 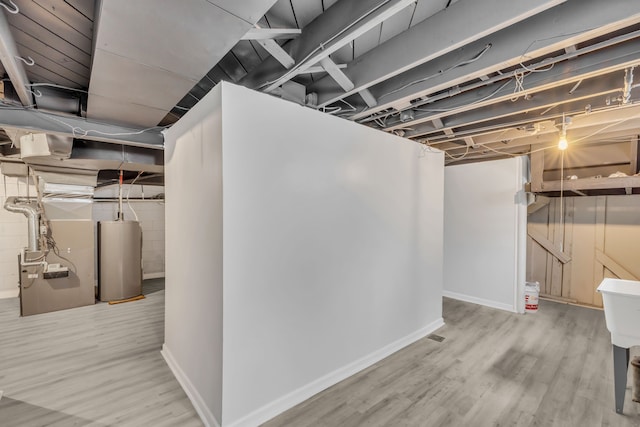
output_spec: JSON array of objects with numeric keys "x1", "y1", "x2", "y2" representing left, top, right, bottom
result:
[
  {"x1": 558, "y1": 113, "x2": 569, "y2": 150},
  {"x1": 558, "y1": 134, "x2": 568, "y2": 150}
]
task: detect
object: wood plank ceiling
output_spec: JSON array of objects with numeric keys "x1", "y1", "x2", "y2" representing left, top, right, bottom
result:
[{"x1": 5, "y1": 0, "x2": 93, "y2": 89}]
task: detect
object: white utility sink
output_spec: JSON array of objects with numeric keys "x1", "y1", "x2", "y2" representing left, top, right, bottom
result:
[
  {"x1": 597, "y1": 277, "x2": 640, "y2": 414},
  {"x1": 598, "y1": 278, "x2": 640, "y2": 348}
]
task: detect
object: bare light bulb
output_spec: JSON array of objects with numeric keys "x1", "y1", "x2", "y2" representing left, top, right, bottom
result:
[{"x1": 558, "y1": 135, "x2": 568, "y2": 150}]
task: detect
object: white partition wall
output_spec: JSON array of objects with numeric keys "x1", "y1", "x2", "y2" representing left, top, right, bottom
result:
[
  {"x1": 163, "y1": 82, "x2": 445, "y2": 427},
  {"x1": 443, "y1": 156, "x2": 528, "y2": 313}
]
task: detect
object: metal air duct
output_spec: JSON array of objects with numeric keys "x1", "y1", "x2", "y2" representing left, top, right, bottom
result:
[{"x1": 4, "y1": 196, "x2": 39, "y2": 251}]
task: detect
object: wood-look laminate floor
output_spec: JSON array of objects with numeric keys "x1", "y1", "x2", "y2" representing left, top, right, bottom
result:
[
  {"x1": 2, "y1": 286, "x2": 639, "y2": 427},
  {"x1": 264, "y1": 298, "x2": 640, "y2": 427},
  {"x1": 0, "y1": 279, "x2": 203, "y2": 427}
]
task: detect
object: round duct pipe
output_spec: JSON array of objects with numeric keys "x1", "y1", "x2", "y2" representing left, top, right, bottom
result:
[{"x1": 33, "y1": 86, "x2": 84, "y2": 115}]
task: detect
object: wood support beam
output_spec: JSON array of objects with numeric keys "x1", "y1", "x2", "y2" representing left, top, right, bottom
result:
[
  {"x1": 241, "y1": 28, "x2": 301, "y2": 40},
  {"x1": 240, "y1": 0, "x2": 416, "y2": 91},
  {"x1": 343, "y1": 0, "x2": 640, "y2": 119},
  {"x1": 528, "y1": 227, "x2": 571, "y2": 264},
  {"x1": 384, "y1": 35, "x2": 640, "y2": 133},
  {"x1": 595, "y1": 250, "x2": 639, "y2": 281},
  {"x1": 319, "y1": 57, "x2": 354, "y2": 91},
  {"x1": 358, "y1": 89, "x2": 377, "y2": 108},
  {"x1": 539, "y1": 175, "x2": 640, "y2": 193},
  {"x1": 257, "y1": 39, "x2": 295, "y2": 69}
]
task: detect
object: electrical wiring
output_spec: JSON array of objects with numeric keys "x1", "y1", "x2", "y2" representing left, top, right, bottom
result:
[
  {"x1": 476, "y1": 143, "x2": 519, "y2": 157},
  {"x1": 336, "y1": 98, "x2": 357, "y2": 114},
  {"x1": 511, "y1": 71, "x2": 527, "y2": 102},
  {"x1": 439, "y1": 106, "x2": 640, "y2": 161},
  {"x1": 321, "y1": 98, "x2": 362, "y2": 116},
  {"x1": 413, "y1": 80, "x2": 512, "y2": 114},
  {"x1": 518, "y1": 27, "x2": 598, "y2": 64},
  {"x1": 518, "y1": 61, "x2": 555, "y2": 74},
  {"x1": 126, "y1": 171, "x2": 144, "y2": 222},
  {"x1": 38, "y1": 112, "x2": 166, "y2": 138},
  {"x1": 443, "y1": 144, "x2": 470, "y2": 161},
  {"x1": 379, "y1": 44, "x2": 493, "y2": 100}
]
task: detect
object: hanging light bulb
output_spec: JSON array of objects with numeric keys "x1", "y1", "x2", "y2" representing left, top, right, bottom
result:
[
  {"x1": 558, "y1": 134, "x2": 568, "y2": 150},
  {"x1": 558, "y1": 113, "x2": 569, "y2": 150}
]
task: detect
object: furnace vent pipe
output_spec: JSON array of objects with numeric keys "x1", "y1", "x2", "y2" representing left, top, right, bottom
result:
[{"x1": 4, "y1": 196, "x2": 39, "y2": 251}]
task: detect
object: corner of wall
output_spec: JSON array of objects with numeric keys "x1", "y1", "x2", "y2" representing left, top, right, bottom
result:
[
  {"x1": 161, "y1": 345, "x2": 221, "y2": 427},
  {"x1": 514, "y1": 156, "x2": 529, "y2": 314}
]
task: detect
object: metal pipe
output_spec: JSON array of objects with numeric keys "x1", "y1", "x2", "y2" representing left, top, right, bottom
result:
[
  {"x1": 0, "y1": 9, "x2": 32, "y2": 106},
  {"x1": 4, "y1": 196, "x2": 39, "y2": 251},
  {"x1": 118, "y1": 170, "x2": 123, "y2": 220},
  {"x1": 623, "y1": 66, "x2": 634, "y2": 104}
]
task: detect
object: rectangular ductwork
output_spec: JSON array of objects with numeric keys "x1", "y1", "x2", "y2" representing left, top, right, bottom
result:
[{"x1": 87, "y1": 0, "x2": 278, "y2": 127}]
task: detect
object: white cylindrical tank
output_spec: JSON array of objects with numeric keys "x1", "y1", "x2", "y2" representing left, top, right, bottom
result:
[{"x1": 98, "y1": 220, "x2": 142, "y2": 302}]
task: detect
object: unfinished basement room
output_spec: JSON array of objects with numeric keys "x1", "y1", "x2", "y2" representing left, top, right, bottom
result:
[{"x1": 1, "y1": 1, "x2": 640, "y2": 426}]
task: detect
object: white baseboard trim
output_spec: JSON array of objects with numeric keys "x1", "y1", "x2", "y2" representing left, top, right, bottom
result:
[
  {"x1": 443, "y1": 290, "x2": 516, "y2": 313},
  {"x1": 143, "y1": 272, "x2": 165, "y2": 280},
  {"x1": 227, "y1": 317, "x2": 445, "y2": 427},
  {"x1": 0, "y1": 289, "x2": 19, "y2": 299},
  {"x1": 161, "y1": 345, "x2": 220, "y2": 427}
]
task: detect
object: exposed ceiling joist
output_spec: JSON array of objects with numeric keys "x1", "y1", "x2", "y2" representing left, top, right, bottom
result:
[
  {"x1": 309, "y1": 0, "x2": 568, "y2": 109},
  {"x1": 0, "y1": 9, "x2": 32, "y2": 106},
  {"x1": 241, "y1": 27, "x2": 301, "y2": 40},
  {"x1": 342, "y1": 0, "x2": 640, "y2": 119},
  {"x1": 407, "y1": 72, "x2": 636, "y2": 139},
  {"x1": 383, "y1": 32, "x2": 640, "y2": 132},
  {"x1": 240, "y1": 0, "x2": 417, "y2": 92},
  {"x1": 437, "y1": 104, "x2": 640, "y2": 149},
  {"x1": 299, "y1": 63, "x2": 347, "y2": 74},
  {"x1": 257, "y1": 39, "x2": 295, "y2": 69},
  {"x1": 319, "y1": 57, "x2": 354, "y2": 91},
  {"x1": 358, "y1": 88, "x2": 378, "y2": 108}
]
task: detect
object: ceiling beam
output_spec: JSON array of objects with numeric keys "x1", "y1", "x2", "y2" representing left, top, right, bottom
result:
[
  {"x1": 406, "y1": 71, "x2": 630, "y2": 139},
  {"x1": 257, "y1": 39, "x2": 295, "y2": 69},
  {"x1": 319, "y1": 57, "x2": 354, "y2": 91},
  {"x1": 0, "y1": 109, "x2": 164, "y2": 148},
  {"x1": 381, "y1": 33, "x2": 640, "y2": 131},
  {"x1": 435, "y1": 104, "x2": 640, "y2": 149},
  {"x1": 241, "y1": 28, "x2": 301, "y2": 40},
  {"x1": 240, "y1": 0, "x2": 417, "y2": 92},
  {"x1": 322, "y1": 0, "x2": 640, "y2": 119},
  {"x1": 0, "y1": 9, "x2": 32, "y2": 106},
  {"x1": 309, "y1": 0, "x2": 568, "y2": 109}
]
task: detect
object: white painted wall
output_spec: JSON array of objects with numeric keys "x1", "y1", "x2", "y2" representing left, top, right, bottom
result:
[
  {"x1": 163, "y1": 83, "x2": 224, "y2": 426},
  {"x1": 93, "y1": 185, "x2": 165, "y2": 278},
  {"x1": 163, "y1": 82, "x2": 445, "y2": 427},
  {"x1": 443, "y1": 156, "x2": 528, "y2": 313},
  {"x1": 0, "y1": 175, "x2": 36, "y2": 299}
]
